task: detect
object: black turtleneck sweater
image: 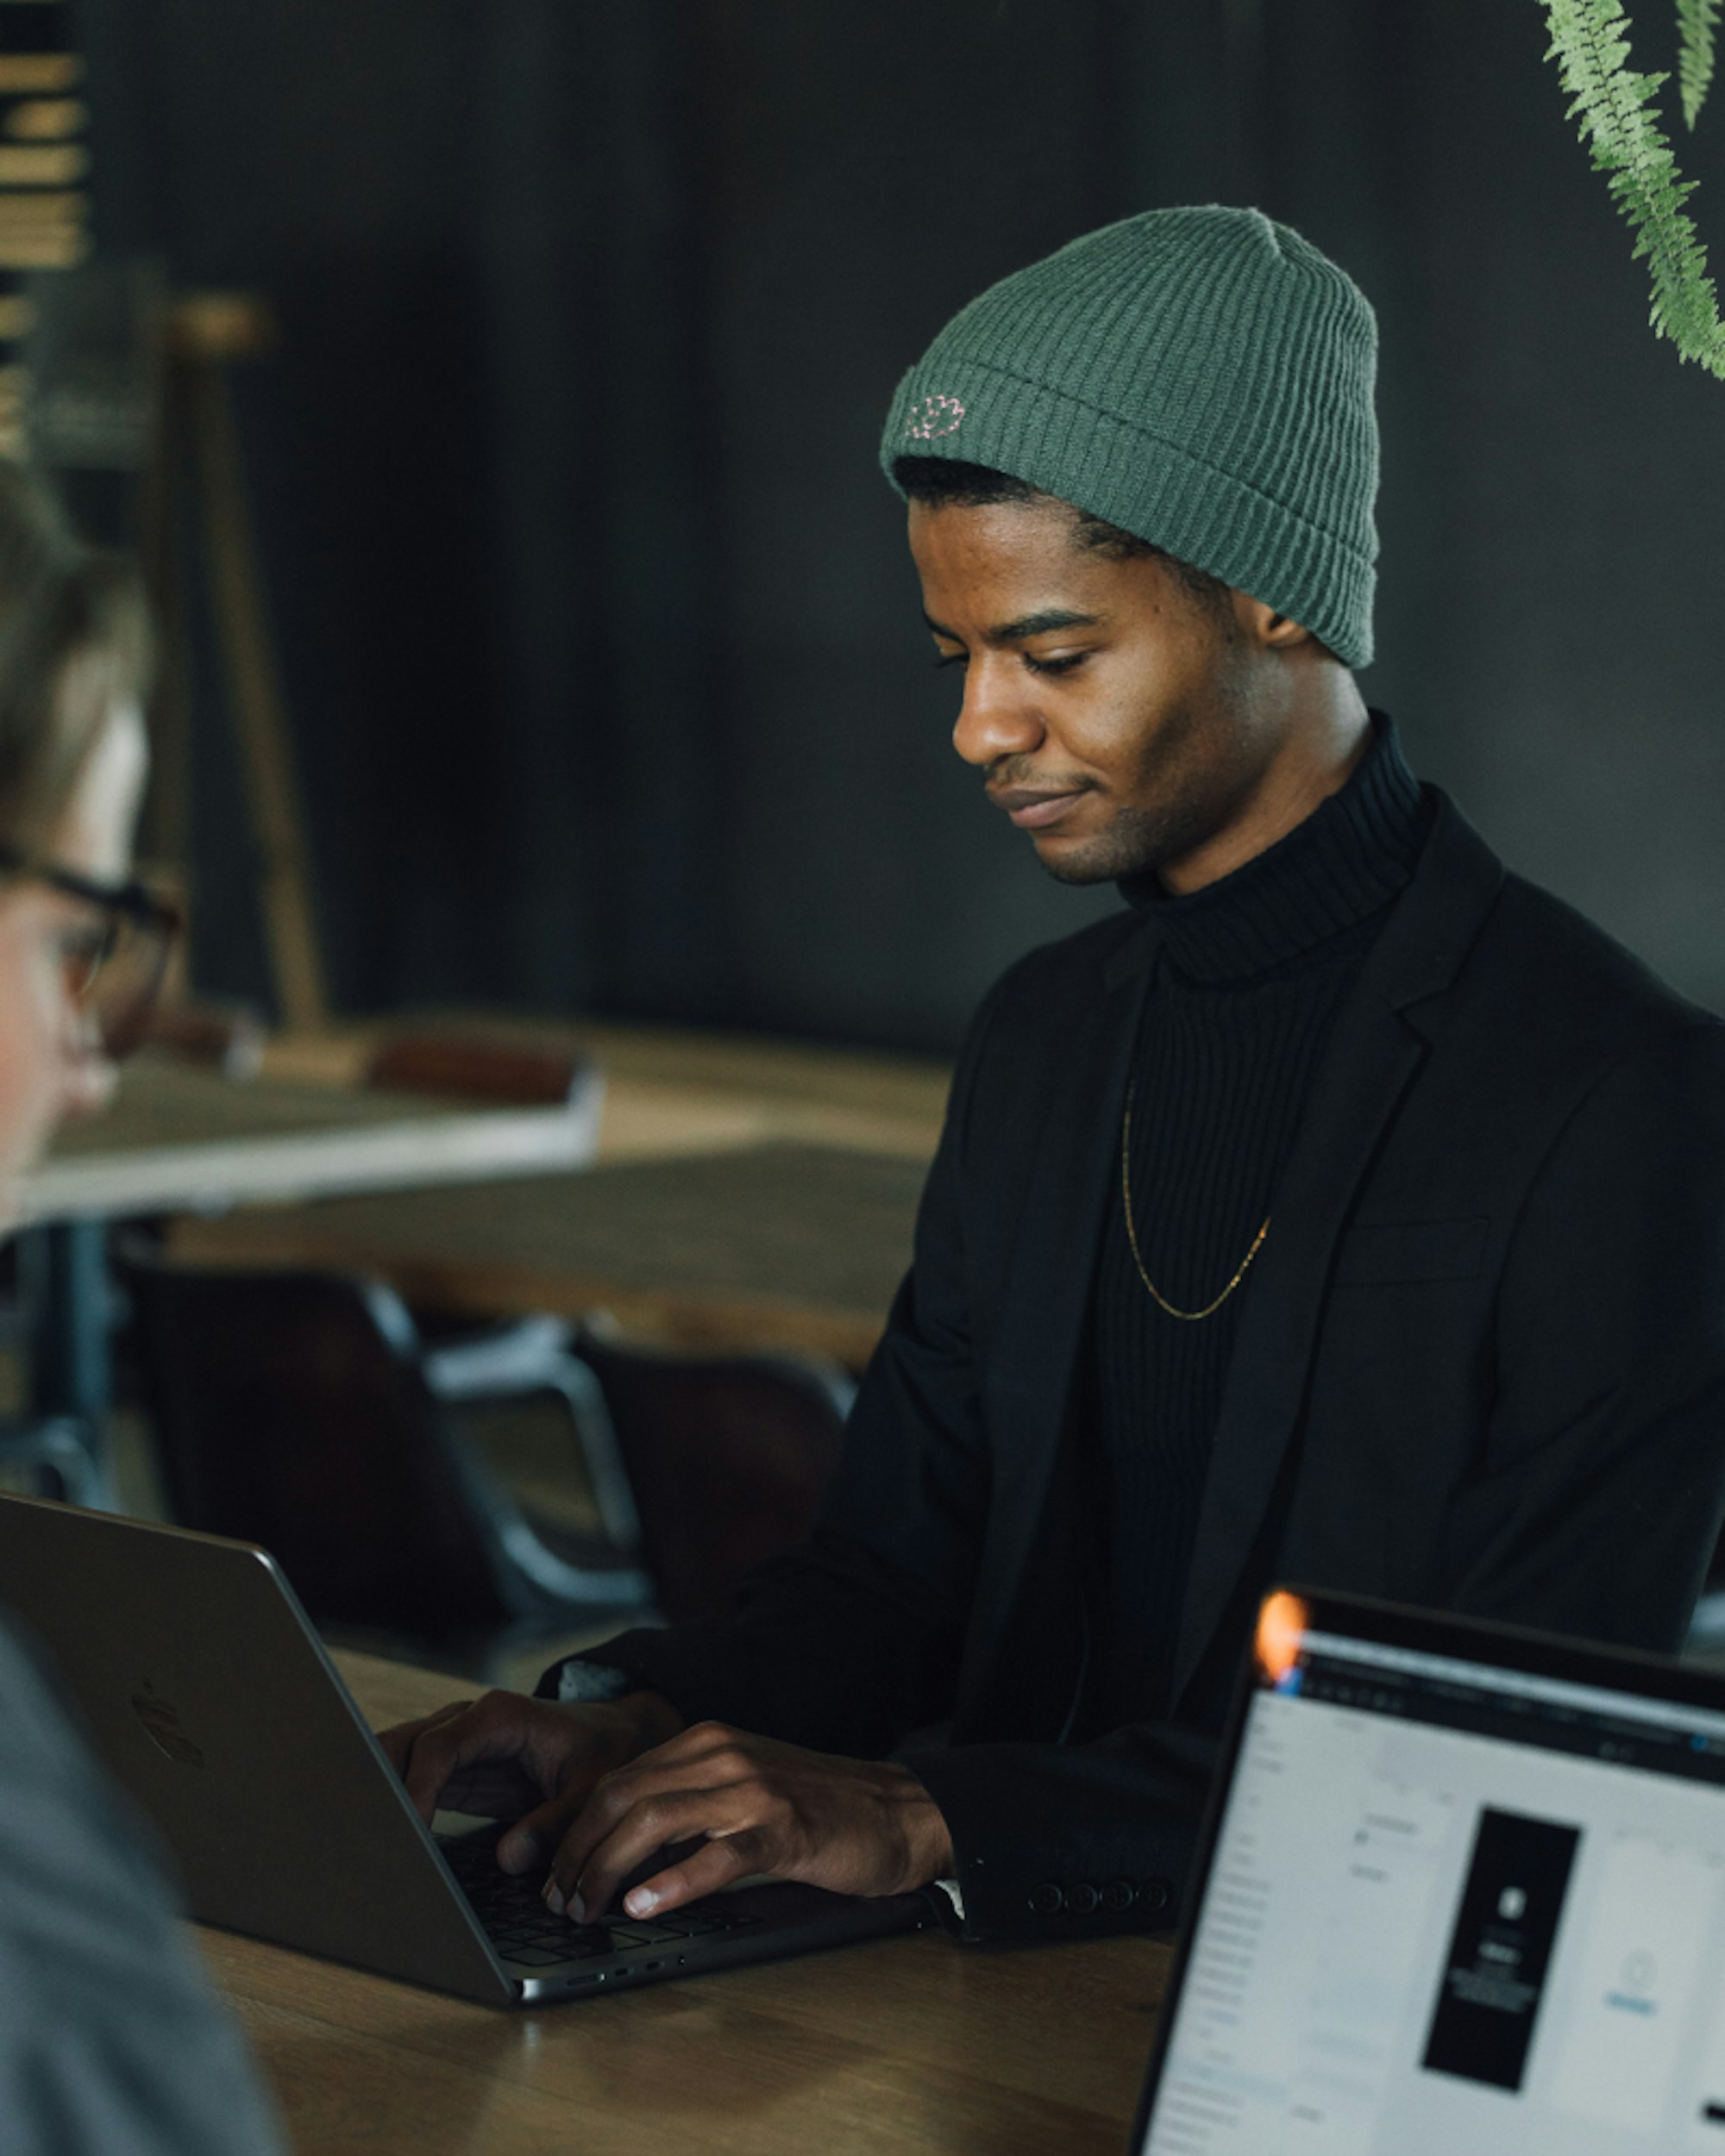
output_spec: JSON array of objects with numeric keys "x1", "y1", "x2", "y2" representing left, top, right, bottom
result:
[{"x1": 1081, "y1": 717, "x2": 1429, "y2": 1732}]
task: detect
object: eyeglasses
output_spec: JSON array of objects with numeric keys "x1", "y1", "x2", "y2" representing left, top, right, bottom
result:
[{"x1": 0, "y1": 843, "x2": 182, "y2": 1060}]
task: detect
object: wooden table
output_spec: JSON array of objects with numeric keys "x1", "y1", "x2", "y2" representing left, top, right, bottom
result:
[
  {"x1": 263, "y1": 1017, "x2": 952, "y2": 1170},
  {"x1": 17, "y1": 1060, "x2": 605, "y2": 1223},
  {"x1": 168, "y1": 1141, "x2": 930, "y2": 1369},
  {"x1": 197, "y1": 1653, "x2": 1169, "y2": 2156},
  {"x1": 169, "y1": 1020, "x2": 949, "y2": 1367}
]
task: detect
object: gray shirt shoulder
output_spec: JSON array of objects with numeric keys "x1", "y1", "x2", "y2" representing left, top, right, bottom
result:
[{"x1": 0, "y1": 1613, "x2": 285, "y2": 2156}]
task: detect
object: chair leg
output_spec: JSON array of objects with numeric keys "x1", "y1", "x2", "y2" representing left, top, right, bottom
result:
[
  {"x1": 15, "y1": 1222, "x2": 117, "y2": 1507},
  {"x1": 422, "y1": 1326, "x2": 643, "y2": 1554},
  {"x1": 527, "y1": 1359, "x2": 642, "y2": 1554},
  {"x1": 487, "y1": 1505, "x2": 652, "y2": 1609},
  {"x1": 1688, "y1": 1591, "x2": 1725, "y2": 1651},
  {"x1": 418, "y1": 1313, "x2": 579, "y2": 1398},
  {"x1": 0, "y1": 1415, "x2": 115, "y2": 1510}
]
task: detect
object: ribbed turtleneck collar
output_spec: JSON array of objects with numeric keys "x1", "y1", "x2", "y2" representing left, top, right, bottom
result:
[{"x1": 1116, "y1": 712, "x2": 1427, "y2": 985}]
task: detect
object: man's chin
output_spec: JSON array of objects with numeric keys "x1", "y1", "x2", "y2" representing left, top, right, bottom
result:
[
  {"x1": 1026, "y1": 790, "x2": 1195, "y2": 887},
  {"x1": 1031, "y1": 825, "x2": 1159, "y2": 887}
]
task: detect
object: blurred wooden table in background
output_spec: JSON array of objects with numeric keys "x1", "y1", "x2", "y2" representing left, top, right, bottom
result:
[
  {"x1": 261, "y1": 1018, "x2": 950, "y2": 1163},
  {"x1": 167, "y1": 1142, "x2": 927, "y2": 1369},
  {"x1": 20, "y1": 1062, "x2": 604, "y2": 1222},
  {"x1": 195, "y1": 1651, "x2": 1169, "y2": 2156},
  {"x1": 167, "y1": 1021, "x2": 951, "y2": 1369}
]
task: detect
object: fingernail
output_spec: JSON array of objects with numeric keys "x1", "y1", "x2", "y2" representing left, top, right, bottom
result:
[
  {"x1": 569, "y1": 1890, "x2": 586, "y2": 1924},
  {"x1": 542, "y1": 1877, "x2": 565, "y2": 1917},
  {"x1": 624, "y1": 1887, "x2": 658, "y2": 1916}
]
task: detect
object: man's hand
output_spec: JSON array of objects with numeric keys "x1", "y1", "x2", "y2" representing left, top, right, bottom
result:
[
  {"x1": 379, "y1": 1688, "x2": 683, "y2": 1876},
  {"x1": 542, "y1": 1721, "x2": 955, "y2": 1923}
]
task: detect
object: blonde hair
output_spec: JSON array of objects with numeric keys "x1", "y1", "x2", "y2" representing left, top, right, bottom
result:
[{"x1": 0, "y1": 461, "x2": 150, "y2": 851}]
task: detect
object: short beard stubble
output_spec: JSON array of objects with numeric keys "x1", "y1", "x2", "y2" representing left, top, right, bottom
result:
[{"x1": 1032, "y1": 611, "x2": 1266, "y2": 888}]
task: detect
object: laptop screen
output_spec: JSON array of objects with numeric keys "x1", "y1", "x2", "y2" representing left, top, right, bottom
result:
[{"x1": 1136, "y1": 1590, "x2": 1725, "y2": 2154}]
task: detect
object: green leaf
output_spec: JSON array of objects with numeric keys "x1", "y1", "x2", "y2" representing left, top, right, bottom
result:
[
  {"x1": 1545, "y1": 0, "x2": 1725, "y2": 373},
  {"x1": 1678, "y1": 0, "x2": 1720, "y2": 128}
]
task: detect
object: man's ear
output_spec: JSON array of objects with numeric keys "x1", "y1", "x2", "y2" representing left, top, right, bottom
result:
[{"x1": 1235, "y1": 592, "x2": 1313, "y2": 650}]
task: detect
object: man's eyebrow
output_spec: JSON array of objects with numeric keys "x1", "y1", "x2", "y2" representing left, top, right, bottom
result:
[{"x1": 921, "y1": 606, "x2": 1101, "y2": 644}]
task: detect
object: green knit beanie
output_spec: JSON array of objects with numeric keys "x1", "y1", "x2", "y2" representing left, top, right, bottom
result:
[{"x1": 880, "y1": 205, "x2": 1379, "y2": 668}]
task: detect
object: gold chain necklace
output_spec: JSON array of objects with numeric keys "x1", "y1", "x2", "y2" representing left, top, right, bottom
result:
[{"x1": 1120, "y1": 1078, "x2": 1270, "y2": 1321}]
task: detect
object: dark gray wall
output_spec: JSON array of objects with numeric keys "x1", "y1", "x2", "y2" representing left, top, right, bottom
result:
[{"x1": 72, "y1": 0, "x2": 1725, "y2": 1050}]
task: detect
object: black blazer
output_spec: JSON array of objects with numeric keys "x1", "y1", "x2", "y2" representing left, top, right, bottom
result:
[{"x1": 551, "y1": 794, "x2": 1725, "y2": 1941}]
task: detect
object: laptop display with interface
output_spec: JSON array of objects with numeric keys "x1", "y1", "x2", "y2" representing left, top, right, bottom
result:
[
  {"x1": 1133, "y1": 1586, "x2": 1725, "y2": 2154},
  {"x1": 0, "y1": 1495, "x2": 931, "y2": 2007}
]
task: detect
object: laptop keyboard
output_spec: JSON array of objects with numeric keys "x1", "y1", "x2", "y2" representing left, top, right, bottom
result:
[{"x1": 439, "y1": 1830, "x2": 765, "y2": 1968}]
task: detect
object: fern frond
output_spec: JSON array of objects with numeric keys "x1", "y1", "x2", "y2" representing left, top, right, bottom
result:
[
  {"x1": 1545, "y1": 0, "x2": 1725, "y2": 374},
  {"x1": 1678, "y1": 0, "x2": 1721, "y2": 127}
]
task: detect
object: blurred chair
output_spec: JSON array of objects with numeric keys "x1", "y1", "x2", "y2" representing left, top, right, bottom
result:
[
  {"x1": 0, "y1": 1414, "x2": 110, "y2": 1507},
  {"x1": 1689, "y1": 1547, "x2": 1725, "y2": 1655},
  {"x1": 0, "y1": 1228, "x2": 121, "y2": 1509},
  {"x1": 360, "y1": 1025, "x2": 604, "y2": 1374},
  {"x1": 566, "y1": 1325, "x2": 854, "y2": 1626},
  {"x1": 117, "y1": 1245, "x2": 649, "y2": 1677},
  {"x1": 0, "y1": 1239, "x2": 108, "y2": 1505}
]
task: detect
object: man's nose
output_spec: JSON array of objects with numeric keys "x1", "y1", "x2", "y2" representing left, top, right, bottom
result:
[{"x1": 950, "y1": 659, "x2": 1044, "y2": 768}]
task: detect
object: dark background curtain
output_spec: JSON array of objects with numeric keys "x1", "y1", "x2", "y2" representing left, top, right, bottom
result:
[{"x1": 72, "y1": 0, "x2": 1725, "y2": 1051}]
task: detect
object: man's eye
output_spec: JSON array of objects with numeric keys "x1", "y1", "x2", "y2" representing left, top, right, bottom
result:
[
  {"x1": 932, "y1": 651, "x2": 968, "y2": 670},
  {"x1": 1023, "y1": 651, "x2": 1087, "y2": 677}
]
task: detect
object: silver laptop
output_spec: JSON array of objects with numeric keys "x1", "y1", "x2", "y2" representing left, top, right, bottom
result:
[
  {"x1": 1133, "y1": 1585, "x2": 1725, "y2": 2154},
  {"x1": 0, "y1": 1494, "x2": 930, "y2": 2006}
]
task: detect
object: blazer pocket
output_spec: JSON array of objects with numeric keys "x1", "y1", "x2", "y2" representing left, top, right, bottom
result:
[{"x1": 1333, "y1": 1216, "x2": 1490, "y2": 1286}]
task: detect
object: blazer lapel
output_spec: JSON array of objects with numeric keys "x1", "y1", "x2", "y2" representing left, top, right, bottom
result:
[
  {"x1": 1170, "y1": 795, "x2": 1507, "y2": 1708},
  {"x1": 957, "y1": 921, "x2": 1158, "y2": 1700}
]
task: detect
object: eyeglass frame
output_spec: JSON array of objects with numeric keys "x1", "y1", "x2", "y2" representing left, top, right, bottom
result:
[{"x1": 0, "y1": 840, "x2": 182, "y2": 1057}]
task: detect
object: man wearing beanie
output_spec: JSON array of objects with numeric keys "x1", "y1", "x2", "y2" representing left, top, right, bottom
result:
[{"x1": 392, "y1": 208, "x2": 1725, "y2": 1948}]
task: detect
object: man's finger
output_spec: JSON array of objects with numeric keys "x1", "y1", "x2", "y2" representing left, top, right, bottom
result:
[
  {"x1": 377, "y1": 1698, "x2": 473, "y2": 1778},
  {"x1": 398, "y1": 1694, "x2": 532, "y2": 1822},
  {"x1": 540, "y1": 1752, "x2": 731, "y2": 1905},
  {"x1": 552, "y1": 1783, "x2": 762, "y2": 1921},
  {"x1": 495, "y1": 1783, "x2": 586, "y2": 1877},
  {"x1": 542, "y1": 1766, "x2": 693, "y2": 1914},
  {"x1": 620, "y1": 1832, "x2": 768, "y2": 1920},
  {"x1": 574, "y1": 1731, "x2": 761, "y2": 1843},
  {"x1": 435, "y1": 1755, "x2": 543, "y2": 1822}
]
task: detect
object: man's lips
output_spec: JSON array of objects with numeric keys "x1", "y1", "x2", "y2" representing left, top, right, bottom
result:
[{"x1": 988, "y1": 785, "x2": 1089, "y2": 830}]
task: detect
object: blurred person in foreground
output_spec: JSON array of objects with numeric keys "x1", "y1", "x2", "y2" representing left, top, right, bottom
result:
[
  {"x1": 388, "y1": 209, "x2": 1725, "y2": 1945},
  {"x1": 0, "y1": 463, "x2": 284, "y2": 2154}
]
